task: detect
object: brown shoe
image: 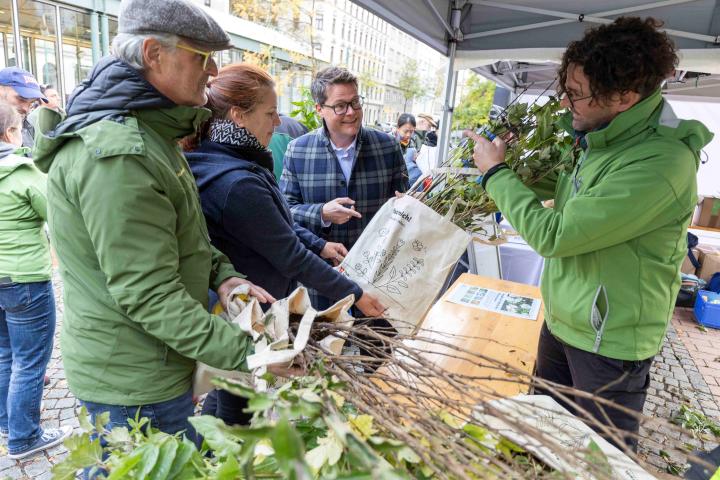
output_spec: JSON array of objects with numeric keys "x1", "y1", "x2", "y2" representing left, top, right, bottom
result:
[{"x1": 44, "y1": 375, "x2": 50, "y2": 386}]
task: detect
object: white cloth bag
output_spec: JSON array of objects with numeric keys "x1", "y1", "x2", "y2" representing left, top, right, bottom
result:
[
  {"x1": 193, "y1": 286, "x2": 354, "y2": 395},
  {"x1": 339, "y1": 195, "x2": 471, "y2": 334}
]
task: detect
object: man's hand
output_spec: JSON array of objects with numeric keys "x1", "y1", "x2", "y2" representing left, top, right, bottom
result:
[
  {"x1": 320, "y1": 241, "x2": 348, "y2": 266},
  {"x1": 355, "y1": 292, "x2": 386, "y2": 317},
  {"x1": 217, "y1": 277, "x2": 276, "y2": 310},
  {"x1": 467, "y1": 131, "x2": 507, "y2": 174},
  {"x1": 321, "y1": 197, "x2": 363, "y2": 224}
]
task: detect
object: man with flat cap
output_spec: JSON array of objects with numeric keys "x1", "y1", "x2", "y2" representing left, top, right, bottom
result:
[
  {"x1": 32, "y1": 0, "x2": 274, "y2": 440},
  {"x1": 0, "y1": 67, "x2": 47, "y2": 148}
]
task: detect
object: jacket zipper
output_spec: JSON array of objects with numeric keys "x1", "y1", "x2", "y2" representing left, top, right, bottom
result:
[{"x1": 590, "y1": 285, "x2": 610, "y2": 353}]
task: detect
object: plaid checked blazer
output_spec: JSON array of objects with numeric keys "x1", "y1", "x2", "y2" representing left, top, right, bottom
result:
[{"x1": 280, "y1": 125, "x2": 408, "y2": 253}]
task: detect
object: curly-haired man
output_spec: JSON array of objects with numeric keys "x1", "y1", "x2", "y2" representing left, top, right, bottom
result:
[{"x1": 471, "y1": 17, "x2": 713, "y2": 451}]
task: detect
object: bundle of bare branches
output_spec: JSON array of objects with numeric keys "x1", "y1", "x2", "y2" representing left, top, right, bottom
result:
[{"x1": 284, "y1": 319, "x2": 717, "y2": 479}]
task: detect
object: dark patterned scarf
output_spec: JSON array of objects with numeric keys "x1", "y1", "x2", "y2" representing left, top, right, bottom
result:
[
  {"x1": 208, "y1": 119, "x2": 267, "y2": 152},
  {"x1": 207, "y1": 119, "x2": 274, "y2": 171}
]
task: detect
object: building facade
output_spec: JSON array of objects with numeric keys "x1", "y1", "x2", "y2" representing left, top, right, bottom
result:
[
  {"x1": 1, "y1": 0, "x2": 446, "y2": 126},
  {"x1": 0, "y1": 0, "x2": 315, "y2": 112},
  {"x1": 306, "y1": 0, "x2": 447, "y2": 126}
]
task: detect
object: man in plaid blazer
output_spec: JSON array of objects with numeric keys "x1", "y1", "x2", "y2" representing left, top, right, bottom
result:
[{"x1": 280, "y1": 66, "x2": 408, "y2": 310}]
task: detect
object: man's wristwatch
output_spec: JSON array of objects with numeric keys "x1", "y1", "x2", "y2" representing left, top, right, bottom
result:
[{"x1": 480, "y1": 163, "x2": 509, "y2": 189}]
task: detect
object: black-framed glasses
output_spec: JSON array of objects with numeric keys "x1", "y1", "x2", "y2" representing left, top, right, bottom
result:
[
  {"x1": 322, "y1": 96, "x2": 364, "y2": 115},
  {"x1": 560, "y1": 91, "x2": 593, "y2": 109}
]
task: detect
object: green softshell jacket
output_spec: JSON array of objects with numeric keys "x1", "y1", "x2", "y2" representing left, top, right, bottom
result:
[
  {"x1": 33, "y1": 106, "x2": 253, "y2": 405},
  {"x1": 486, "y1": 90, "x2": 713, "y2": 361},
  {"x1": 0, "y1": 144, "x2": 51, "y2": 283}
]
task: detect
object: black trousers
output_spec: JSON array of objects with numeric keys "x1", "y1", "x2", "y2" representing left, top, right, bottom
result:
[
  {"x1": 200, "y1": 389, "x2": 252, "y2": 426},
  {"x1": 534, "y1": 322, "x2": 653, "y2": 452}
]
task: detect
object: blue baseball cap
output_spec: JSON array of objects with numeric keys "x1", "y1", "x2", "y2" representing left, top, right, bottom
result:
[{"x1": 0, "y1": 67, "x2": 47, "y2": 102}]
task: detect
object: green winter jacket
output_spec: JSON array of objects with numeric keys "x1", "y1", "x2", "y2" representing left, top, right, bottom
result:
[
  {"x1": 32, "y1": 59, "x2": 254, "y2": 405},
  {"x1": 0, "y1": 143, "x2": 51, "y2": 283},
  {"x1": 486, "y1": 89, "x2": 713, "y2": 361}
]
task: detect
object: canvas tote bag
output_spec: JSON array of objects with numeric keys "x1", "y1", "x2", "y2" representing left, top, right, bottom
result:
[
  {"x1": 193, "y1": 286, "x2": 354, "y2": 395},
  {"x1": 339, "y1": 195, "x2": 470, "y2": 334}
]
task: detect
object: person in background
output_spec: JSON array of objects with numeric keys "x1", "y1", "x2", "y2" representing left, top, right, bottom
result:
[
  {"x1": 268, "y1": 113, "x2": 308, "y2": 180},
  {"x1": 280, "y1": 66, "x2": 407, "y2": 311},
  {"x1": 415, "y1": 113, "x2": 438, "y2": 148},
  {"x1": 184, "y1": 63, "x2": 385, "y2": 425},
  {"x1": 470, "y1": 17, "x2": 713, "y2": 451},
  {"x1": 28, "y1": 85, "x2": 64, "y2": 130},
  {"x1": 0, "y1": 67, "x2": 47, "y2": 149},
  {"x1": 0, "y1": 103, "x2": 68, "y2": 459},
  {"x1": 40, "y1": 85, "x2": 62, "y2": 114},
  {"x1": 32, "y1": 0, "x2": 274, "y2": 443},
  {"x1": 395, "y1": 113, "x2": 422, "y2": 186}
]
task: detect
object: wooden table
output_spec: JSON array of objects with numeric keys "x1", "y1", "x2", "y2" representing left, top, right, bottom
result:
[{"x1": 376, "y1": 273, "x2": 545, "y2": 402}]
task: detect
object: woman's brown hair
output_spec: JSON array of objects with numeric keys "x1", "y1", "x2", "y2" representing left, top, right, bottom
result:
[
  {"x1": 0, "y1": 103, "x2": 22, "y2": 143},
  {"x1": 181, "y1": 63, "x2": 275, "y2": 151}
]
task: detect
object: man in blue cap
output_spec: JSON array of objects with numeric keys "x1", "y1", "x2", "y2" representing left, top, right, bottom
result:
[{"x1": 0, "y1": 67, "x2": 47, "y2": 148}]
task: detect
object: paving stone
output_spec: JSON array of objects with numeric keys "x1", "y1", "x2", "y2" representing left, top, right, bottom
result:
[
  {"x1": 41, "y1": 408, "x2": 58, "y2": 420},
  {"x1": 0, "y1": 456, "x2": 17, "y2": 470},
  {"x1": 59, "y1": 408, "x2": 76, "y2": 421},
  {"x1": 666, "y1": 357, "x2": 680, "y2": 367},
  {"x1": 665, "y1": 377, "x2": 679, "y2": 388},
  {"x1": 54, "y1": 397, "x2": 76, "y2": 409},
  {"x1": 23, "y1": 456, "x2": 52, "y2": 477},
  {"x1": 41, "y1": 419, "x2": 60, "y2": 429},
  {"x1": 60, "y1": 417, "x2": 80, "y2": 429},
  {"x1": 45, "y1": 388, "x2": 68, "y2": 399},
  {"x1": 0, "y1": 466, "x2": 23, "y2": 478}
]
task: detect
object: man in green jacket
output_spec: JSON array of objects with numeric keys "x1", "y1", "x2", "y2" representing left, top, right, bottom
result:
[
  {"x1": 471, "y1": 17, "x2": 713, "y2": 451},
  {"x1": 32, "y1": 0, "x2": 273, "y2": 439}
]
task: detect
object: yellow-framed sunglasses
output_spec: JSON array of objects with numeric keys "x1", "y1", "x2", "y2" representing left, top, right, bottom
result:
[{"x1": 176, "y1": 43, "x2": 215, "y2": 69}]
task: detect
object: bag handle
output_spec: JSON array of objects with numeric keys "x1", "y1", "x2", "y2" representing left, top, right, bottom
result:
[{"x1": 443, "y1": 197, "x2": 466, "y2": 222}]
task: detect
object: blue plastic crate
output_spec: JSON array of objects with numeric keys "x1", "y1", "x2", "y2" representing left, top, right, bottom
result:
[{"x1": 693, "y1": 290, "x2": 720, "y2": 329}]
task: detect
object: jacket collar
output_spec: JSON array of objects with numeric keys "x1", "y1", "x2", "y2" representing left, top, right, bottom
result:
[
  {"x1": 558, "y1": 88, "x2": 664, "y2": 150},
  {"x1": 318, "y1": 120, "x2": 365, "y2": 153},
  {"x1": 136, "y1": 106, "x2": 210, "y2": 141}
]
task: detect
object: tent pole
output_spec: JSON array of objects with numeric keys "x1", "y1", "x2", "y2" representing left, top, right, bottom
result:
[{"x1": 437, "y1": 40, "x2": 458, "y2": 166}]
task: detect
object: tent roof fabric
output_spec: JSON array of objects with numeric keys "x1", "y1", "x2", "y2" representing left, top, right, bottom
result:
[{"x1": 352, "y1": 0, "x2": 720, "y2": 97}]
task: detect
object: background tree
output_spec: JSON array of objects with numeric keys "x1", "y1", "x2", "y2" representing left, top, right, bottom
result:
[
  {"x1": 452, "y1": 73, "x2": 495, "y2": 130},
  {"x1": 397, "y1": 60, "x2": 425, "y2": 112},
  {"x1": 232, "y1": 0, "x2": 319, "y2": 74}
]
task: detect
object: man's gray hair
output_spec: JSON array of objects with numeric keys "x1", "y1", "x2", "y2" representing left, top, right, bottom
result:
[
  {"x1": 311, "y1": 67, "x2": 358, "y2": 105},
  {"x1": 110, "y1": 33, "x2": 179, "y2": 71}
]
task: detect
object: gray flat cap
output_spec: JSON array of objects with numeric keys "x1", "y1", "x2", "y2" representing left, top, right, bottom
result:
[{"x1": 119, "y1": 0, "x2": 232, "y2": 50}]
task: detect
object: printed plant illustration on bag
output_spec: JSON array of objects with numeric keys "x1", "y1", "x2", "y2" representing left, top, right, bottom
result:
[
  {"x1": 372, "y1": 240, "x2": 404, "y2": 283},
  {"x1": 376, "y1": 257, "x2": 425, "y2": 296},
  {"x1": 347, "y1": 238, "x2": 428, "y2": 299}
]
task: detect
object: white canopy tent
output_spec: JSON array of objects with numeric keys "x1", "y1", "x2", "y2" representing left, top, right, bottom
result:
[{"x1": 350, "y1": 0, "x2": 720, "y2": 158}]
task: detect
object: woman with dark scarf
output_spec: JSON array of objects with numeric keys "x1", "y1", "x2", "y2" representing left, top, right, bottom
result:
[
  {"x1": 395, "y1": 113, "x2": 422, "y2": 186},
  {"x1": 183, "y1": 63, "x2": 385, "y2": 425}
]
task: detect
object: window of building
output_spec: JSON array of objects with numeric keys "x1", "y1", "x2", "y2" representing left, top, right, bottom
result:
[
  {"x1": 108, "y1": 18, "x2": 118, "y2": 45},
  {"x1": 18, "y1": 0, "x2": 59, "y2": 88},
  {"x1": 315, "y1": 12, "x2": 323, "y2": 31},
  {"x1": 330, "y1": 45, "x2": 334, "y2": 63},
  {"x1": 60, "y1": 7, "x2": 92, "y2": 100},
  {"x1": 331, "y1": 17, "x2": 336, "y2": 35},
  {"x1": 0, "y1": 0, "x2": 17, "y2": 68}
]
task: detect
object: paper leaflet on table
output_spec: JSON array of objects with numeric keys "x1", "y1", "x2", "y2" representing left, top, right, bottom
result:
[
  {"x1": 446, "y1": 283, "x2": 541, "y2": 320},
  {"x1": 474, "y1": 394, "x2": 657, "y2": 480},
  {"x1": 193, "y1": 285, "x2": 354, "y2": 394}
]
